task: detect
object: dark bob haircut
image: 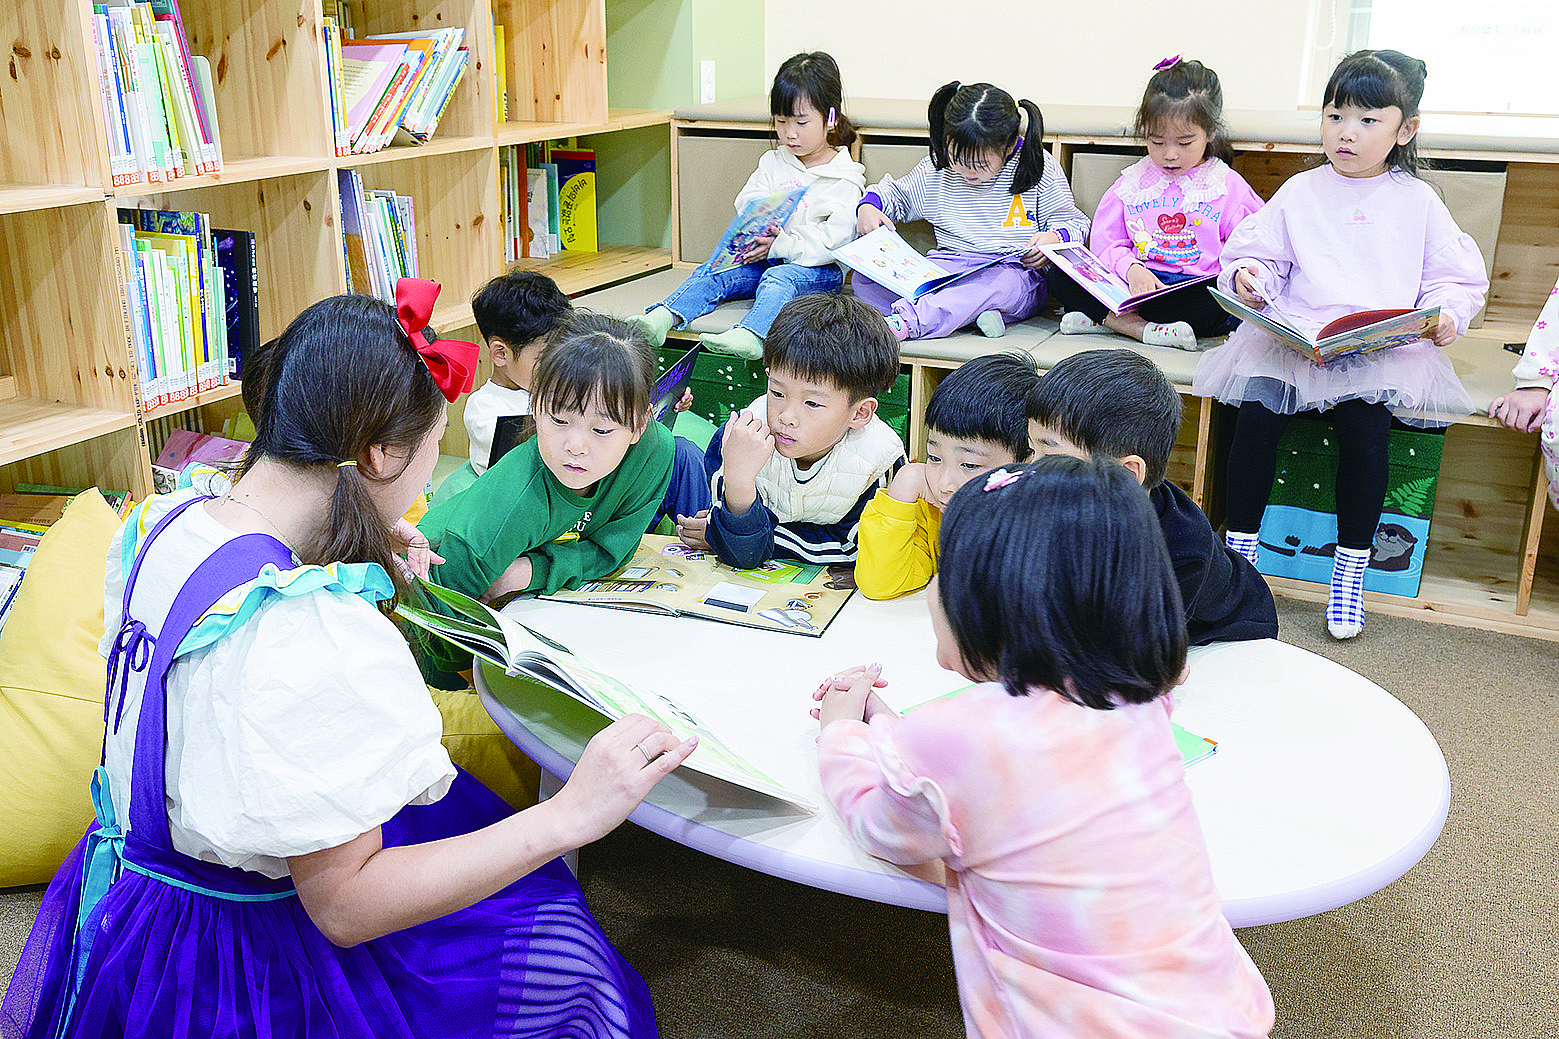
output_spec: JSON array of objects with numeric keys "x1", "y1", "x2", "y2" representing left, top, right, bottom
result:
[
  {"x1": 1024, "y1": 349, "x2": 1181, "y2": 488},
  {"x1": 530, "y1": 310, "x2": 657, "y2": 429},
  {"x1": 764, "y1": 293, "x2": 900, "y2": 402},
  {"x1": 925, "y1": 351, "x2": 1038, "y2": 460},
  {"x1": 937, "y1": 456, "x2": 1188, "y2": 710}
]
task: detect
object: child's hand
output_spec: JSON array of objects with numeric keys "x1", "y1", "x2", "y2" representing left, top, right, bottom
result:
[
  {"x1": 1126, "y1": 263, "x2": 1165, "y2": 297},
  {"x1": 391, "y1": 518, "x2": 444, "y2": 580},
  {"x1": 1232, "y1": 266, "x2": 1266, "y2": 308},
  {"x1": 552, "y1": 714, "x2": 698, "y2": 845},
  {"x1": 1430, "y1": 312, "x2": 1459, "y2": 347},
  {"x1": 721, "y1": 409, "x2": 776, "y2": 487},
  {"x1": 738, "y1": 232, "x2": 777, "y2": 265},
  {"x1": 675, "y1": 510, "x2": 711, "y2": 550},
  {"x1": 1019, "y1": 230, "x2": 1060, "y2": 268},
  {"x1": 673, "y1": 388, "x2": 694, "y2": 413},
  {"x1": 885, "y1": 461, "x2": 932, "y2": 505},
  {"x1": 812, "y1": 663, "x2": 888, "y2": 727},
  {"x1": 1489, "y1": 387, "x2": 1551, "y2": 433},
  {"x1": 857, "y1": 203, "x2": 894, "y2": 236},
  {"x1": 481, "y1": 555, "x2": 533, "y2": 603}
]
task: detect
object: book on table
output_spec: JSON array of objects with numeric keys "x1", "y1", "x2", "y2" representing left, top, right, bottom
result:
[
  {"x1": 1037, "y1": 242, "x2": 1214, "y2": 315},
  {"x1": 702, "y1": 188, "x2": 809, "y2": 274},
  {"x1": 1210, "y1": 287, "x2": 1440, "y2": 366},
  {"x1": 832, "y1": 226, "x2": 1012, "y2": 301},
  {"x1": 396, "y1": 578, "x2": 813, "y2": 808},
  {"x1": 540, "y1": 534, "x2": 856, "y2": 637}
]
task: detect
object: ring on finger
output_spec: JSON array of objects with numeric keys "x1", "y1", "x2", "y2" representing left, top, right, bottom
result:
[{"x1": 635, "y1": 742, "x2": 653, "y2": 764}]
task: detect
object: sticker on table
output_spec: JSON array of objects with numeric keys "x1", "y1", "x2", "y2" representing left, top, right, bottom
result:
[
  {"x1": 619, "y1": 565, "x2": 656, "y2": 580},
  {"x1": 702, "y1": 581, "x2": 764, "y2": 613},
  {"x1": 758, "y1": 607, "x2": 817, "y2": 631},
  {"x1": 662, "y1": 544, "x2": 706, "y2": 561}
]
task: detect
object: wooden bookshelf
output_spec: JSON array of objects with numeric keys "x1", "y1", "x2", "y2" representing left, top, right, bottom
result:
[{"x1": 0, "y1": 0, "x2": 672, "y2": 498}]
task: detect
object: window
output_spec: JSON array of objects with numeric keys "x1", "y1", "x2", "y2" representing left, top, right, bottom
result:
[{"x1": 1317, "y1": 0, "x2": 1559, "y2": 115}]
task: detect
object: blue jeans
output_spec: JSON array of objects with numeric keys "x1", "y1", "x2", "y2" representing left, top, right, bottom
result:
[{"x1": 656, "y1": 260, "x2": 843, "y2": 340}]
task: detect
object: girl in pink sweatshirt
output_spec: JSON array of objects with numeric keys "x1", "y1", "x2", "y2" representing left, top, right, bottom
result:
[
  {"x1": 1049, "y1": 57, "x2": 1263, "y2": 351},
  {"x1": 1192, "y1": 49, "x2": 1487, "y2": 639}
]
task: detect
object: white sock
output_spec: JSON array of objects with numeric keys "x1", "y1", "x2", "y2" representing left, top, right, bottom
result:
[
  {"x1": 1327, "y1": 546, "x2": 1371, "y2": 639},
  {"x1": 1225, "y1": 530, "x2": 1260, "y2": 565},
  {"x1": 1060, "y1": 311, "x2": 1103, "y2": 335},
  {"x1": 975, "y1": 310, "x2": 1006, "y2": 338},
  {"x1": 1143, "y1": 321, "x2": 1198, "y2": 350}
]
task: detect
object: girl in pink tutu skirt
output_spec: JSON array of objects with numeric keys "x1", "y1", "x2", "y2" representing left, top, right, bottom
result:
[
  {"x1": 1, "y1": 282, "x2": 695, "y2": 1039},
  {"x1": 1192, "y1": 49, "x2": 1487, "y2": 639}
]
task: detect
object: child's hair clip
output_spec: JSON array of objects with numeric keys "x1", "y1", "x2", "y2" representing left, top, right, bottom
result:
[
  {"x1": 827, "y1": 107, "x2": 836, "y2": 127},
  {"x1": 983, "y1": 468, "x2": 1023, "y2": 492},
  {"x1": 1153, "y1": 55, "x2": 1182, "y2": 71}
]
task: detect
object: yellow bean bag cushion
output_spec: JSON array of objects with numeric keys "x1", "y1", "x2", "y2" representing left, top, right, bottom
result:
[{"x1": 0, "y1": 490, "x2": 120, "y2": 886}]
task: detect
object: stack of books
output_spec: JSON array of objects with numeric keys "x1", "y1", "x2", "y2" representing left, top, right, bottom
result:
[
  {"x1": 500, "y1": 142, "x2": 598, "y2": 261},
  {"x1": 89, "y1": 0, "x2": 223, "y2": 186},
  {"x1": 0, "y1": 489, "x2": 135, "y2": 637},
  {"x1": 338, "y1": 170, "x2": 419, "y2": 301},
  {"x1": 115, "y1": 208, "x2": 258, "y2": 413},
  {"x1": 324, "y1": 23, "x2": 471, "y2": 155}
]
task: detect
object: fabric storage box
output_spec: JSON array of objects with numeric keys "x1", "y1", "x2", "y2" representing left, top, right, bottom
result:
[{"x1": 1253, "y1": 416, "x2": 1444, "y2": 597}]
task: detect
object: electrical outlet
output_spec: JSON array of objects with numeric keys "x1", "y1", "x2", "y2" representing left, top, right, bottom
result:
[{"x1": 700, "y1": 60, "x2": 716, "y2": 104}]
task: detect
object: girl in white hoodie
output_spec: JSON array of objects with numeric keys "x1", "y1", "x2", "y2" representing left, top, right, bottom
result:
[{"x1": 631, "y1": 52, "x2": 866, "y2": 359}]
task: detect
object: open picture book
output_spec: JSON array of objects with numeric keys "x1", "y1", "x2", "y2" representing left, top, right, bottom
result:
[
  {"x1": 541, "y1": 534, "x2": 855, "y2": 637},
  {"x1": 397, "y1": 578, "x2": 812, "y2": 808},
  {"x1": 1038, "y1": 242, "x2": 1214, "y2": 315},
  {"x1": 703, "y1": 187, "x2": 809, "y2": 274},
  {"x1": 1210, "y1": 287, "x2": 1440, "y2": 366},
  {"x1": 832, "y1": 226, "x2": 1011, "y2": 301}
]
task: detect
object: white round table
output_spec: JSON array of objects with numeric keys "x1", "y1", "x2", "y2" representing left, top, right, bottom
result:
[{"x1": 477, "y1": 593, "x2": 1450, "y2": 927}]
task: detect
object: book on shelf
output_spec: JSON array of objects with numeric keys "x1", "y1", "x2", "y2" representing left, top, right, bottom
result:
[
  {"x1": 396, "y1": 579, "x2": 813, "y2": 808},
  {"x1": 552, "y1": 149, "x2": 598, "y2": 252},
  {"x1": 212, "y1": 228, "x2": 259, "y2": 380},
  {"x1": 832, "y1": 227, "x2": 1012, "y2": 302},
  {"x1": 322, "y1": 16, "x2": 348, "y2": 157},
  {"x1": 151, "y1": 429, "x2": 248, "y2": 494},
  {"x1": 334, "y1": 28, "x2": 469, "y2": 154},
  {"x1": 702, "y1": 188, "x2": 808, "y2": 274},
  {"x1": 338, "y1": 170, "x2": 418, "y2": 300},
  {"x1": 541, "y1": 534, "x2": 856, "y2": 638},
  {"x1": 493, "y1": 22, "x2": 507, "y2": 121},
  {"x1": 0, "y1": 561, "x2": 24, "y2": 639},
  {"x1": 1209, "y1": 288, "x2": 1441, "y2": 366},
  {"x1": 91, "y1": 0, "x2": 222, "y2": 183},
  {"x1": 1037, "y1": 242, "x2": 1215, "y2": 316}
]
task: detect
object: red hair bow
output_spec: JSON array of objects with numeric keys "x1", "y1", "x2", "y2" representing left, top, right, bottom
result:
[{"x1": 395, "y1": 278, "x2": 479, "y2": 402}]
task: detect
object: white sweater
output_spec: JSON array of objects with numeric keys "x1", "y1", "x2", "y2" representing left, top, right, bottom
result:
[{"x1": 736, "y1": 146, "x2": 866, "y2": 267}]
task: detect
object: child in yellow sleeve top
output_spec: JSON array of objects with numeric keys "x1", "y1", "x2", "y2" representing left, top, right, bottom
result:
[{"x1": 856, "y1": 352, "x2": 1038, "y2": 598}]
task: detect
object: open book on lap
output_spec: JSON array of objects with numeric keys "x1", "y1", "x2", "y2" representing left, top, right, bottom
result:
[
  {"x1": 1038, "y1": 242, "x2": 1214, "y2": 315},
  {"x1": 542, "y1": 534, "x2": 855, "y2": 637},
  {"x1": 397, "y1": 577, "x2": 813, "y2": 808},
  {"x1": 1211, "y1": 287, "x2": 1439, "y2": 366},
  {"x1": 832, "y1": 226, "x2": 1012, "y2": 302},
  {"x1": 704, "y1": 188, "x2": 809, "y2": 274}
]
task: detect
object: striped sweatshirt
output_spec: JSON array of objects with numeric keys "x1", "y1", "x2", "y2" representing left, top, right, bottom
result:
[{"x1": 864, "y1": 147, "x2": 1090, "y2": 254}]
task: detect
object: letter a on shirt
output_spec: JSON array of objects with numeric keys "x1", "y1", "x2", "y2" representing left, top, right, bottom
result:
[{"x1": 1003, "y1": 195, "x2": 1034, "y2": 229}]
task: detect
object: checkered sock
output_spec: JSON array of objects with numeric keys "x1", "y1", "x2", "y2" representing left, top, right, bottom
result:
[
  {"x1": 1327, "y1": 546, "x2": 1371, "y2": 639},
  {"x1": 1225, "y1": 530, "x2": 1260, "y2": 565}
]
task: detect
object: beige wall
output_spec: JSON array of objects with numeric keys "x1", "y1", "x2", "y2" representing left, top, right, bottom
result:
[{"x1": 764, "y1": 1, "x2": 1323, "y2": 112}]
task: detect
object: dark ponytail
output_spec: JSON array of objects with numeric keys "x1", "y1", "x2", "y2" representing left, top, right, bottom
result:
[
  {"x1": 929, "y1": 82, "x2": 1048, "y2": 194},
  {"x1": 238, "y1": 294, "x2": 445, "y2": 607},
  {"x1": 1323, "y1": 49, "x2": 1430, "y2": 178}
]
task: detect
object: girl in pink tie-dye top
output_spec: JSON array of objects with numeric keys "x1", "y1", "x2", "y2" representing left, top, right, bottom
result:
[
  {"x1": 814, "y1": 457, "x2": 1273, "y2": 1039},
  {"x1": 1490, "y1": 277, "x2": 1559, "y2": 511}
]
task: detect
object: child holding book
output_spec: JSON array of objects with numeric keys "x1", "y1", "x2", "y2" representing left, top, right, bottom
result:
[
  {"x1": 854, "y1": 80, "x2": 1089, "y2": 341},
  {"x1": 856, "y1": 351, "x2": 1037, "y2": 599},
  {"x1": 1192, "y1": 49, "x2": 1487, "y2": 638},
  {"x1": 814, "y1": 456, "x2": 1275, "y2": 1039},
  {"x1": 419, "y1": 312, "x2": 677, "y2": 612},
  {"x1": 675, "y1": 293, "x2": 904, "y2": 570},
  {"x1": 1490, "y1": 277, "x2": 1559, "y2": 512},
  {"x1": 630, "y1": 52, "x2": 865, "y2": 360},
  {"x1": 1028, "y1": 349, "x2": 1278, "y2": 645},
  {"x1": 1048, "y1": 57, "x2": 1264, "y2": 351},
  {"x1": 2, "y1": 285, "x2": 694, "y2": 1039}
]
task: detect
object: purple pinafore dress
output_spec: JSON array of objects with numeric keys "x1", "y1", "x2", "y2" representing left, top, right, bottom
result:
[{"x1": 1, "y1": 495, "x2": 658, "y2": 1039}]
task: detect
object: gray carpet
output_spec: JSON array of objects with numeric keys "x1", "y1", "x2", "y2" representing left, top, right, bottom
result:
[{"x1": 4, "y1": 598, "x2": 1555, "y2": 1038}]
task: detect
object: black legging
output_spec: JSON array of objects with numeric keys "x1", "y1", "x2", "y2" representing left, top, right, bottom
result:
[
  {"x1": 1224, "y1": 398, "x2": 1392, "y2": 551},
  {"x1": 1046, "y1": 267, "x2": 1235, "y2": 338}
]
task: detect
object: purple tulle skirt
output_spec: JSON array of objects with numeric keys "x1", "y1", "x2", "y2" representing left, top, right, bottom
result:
[
  {"x1": 1, "y1": 770, "x2": 656, "y2": 1039},
  {"x1": 1191, "y1": 323, "x2": 1474, "y2": 427}
]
